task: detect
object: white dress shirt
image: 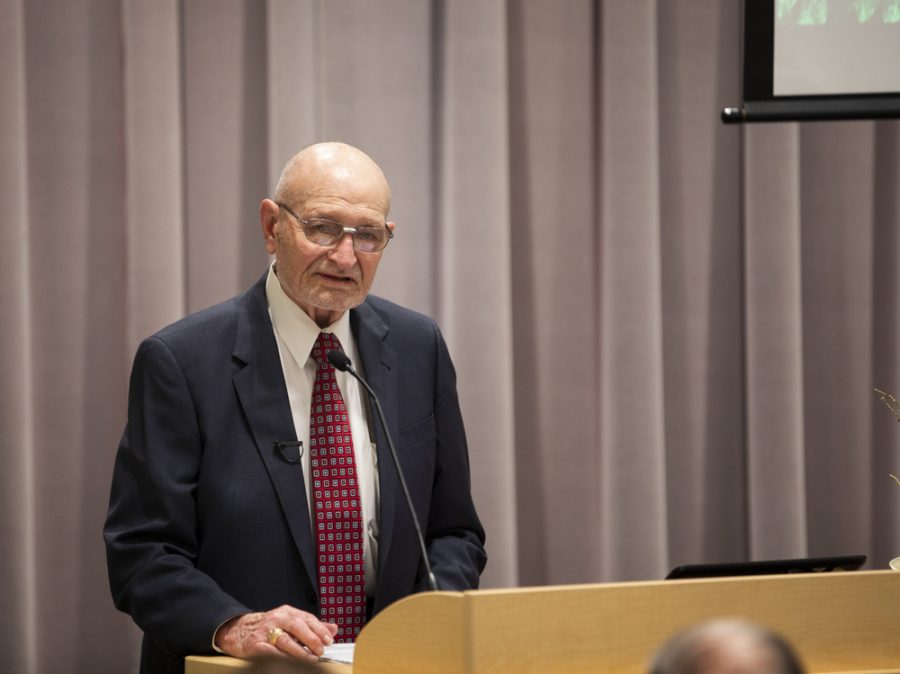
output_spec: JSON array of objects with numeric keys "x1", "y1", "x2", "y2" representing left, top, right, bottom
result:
[{"x1": 265, "y1": 264, "x2": 380, "y2": 594}]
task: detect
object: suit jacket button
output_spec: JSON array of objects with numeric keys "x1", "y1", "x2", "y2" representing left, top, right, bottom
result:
[{"x1": 306, "y1": 590, "x2": 317, "y2": 603}]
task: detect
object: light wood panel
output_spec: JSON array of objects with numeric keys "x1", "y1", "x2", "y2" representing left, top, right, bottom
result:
[
  {"x1": 354, "y1": 571, "x2": 900, "y2": 673},
  {"x1": 188, "y1": 571, "x2": 900, "y2": 674}
]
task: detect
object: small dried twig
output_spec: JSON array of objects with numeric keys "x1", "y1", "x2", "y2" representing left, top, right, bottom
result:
[
  {"x1": 875, "y1": 389, "x2": 900, "y2": 486},
  {"x1": 874, "y1": 388, "x2": 900, "y2": 422}
]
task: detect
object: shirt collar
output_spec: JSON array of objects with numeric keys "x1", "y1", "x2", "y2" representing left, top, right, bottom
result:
[{"x1": 265, "y1": 263, "x2": 353, "y2": 366}]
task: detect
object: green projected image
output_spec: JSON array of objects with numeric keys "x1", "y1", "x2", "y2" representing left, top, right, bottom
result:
[{"x1": 777, "y1": 0, "x2": 900, "y2": 24}]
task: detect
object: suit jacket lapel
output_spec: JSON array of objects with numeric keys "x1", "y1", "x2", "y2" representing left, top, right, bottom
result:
[
  {"x1": 350, "y1": 301, "x2": 401, "y2": 580},
  {"x1": 231, "y1": 277, "x2": 319, "y2": 593}
]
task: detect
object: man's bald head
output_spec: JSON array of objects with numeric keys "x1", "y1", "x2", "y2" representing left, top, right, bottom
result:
[
  {"x1": 274, "y1": 142, "x2": 392, "y2": 219},
  {"x1": 649, "y1": 619, "x2": 806, "y2": 674}
]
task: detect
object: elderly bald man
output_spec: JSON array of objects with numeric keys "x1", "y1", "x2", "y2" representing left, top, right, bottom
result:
[{"x1": 104, "y1": 142, "x2": 486, "y2": 674}]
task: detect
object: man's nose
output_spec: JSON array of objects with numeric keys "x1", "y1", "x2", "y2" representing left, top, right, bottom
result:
[{"x1": 327, "y1": 233, "x2": 358, "y2": 267}]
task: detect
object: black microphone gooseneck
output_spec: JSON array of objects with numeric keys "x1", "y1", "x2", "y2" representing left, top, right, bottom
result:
[{"x1": 327, "y1": 349, "x2": 440, "y2": 592}]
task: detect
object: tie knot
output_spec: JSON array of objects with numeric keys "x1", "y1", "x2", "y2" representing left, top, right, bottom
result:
[{"x1": 311, "y1": 332, "x2": 342, "y2": 369}]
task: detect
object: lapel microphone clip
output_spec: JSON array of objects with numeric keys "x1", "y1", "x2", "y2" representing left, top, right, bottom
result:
[{"x1": 273, "y1": 440, "x2": 303, "y2": 464}]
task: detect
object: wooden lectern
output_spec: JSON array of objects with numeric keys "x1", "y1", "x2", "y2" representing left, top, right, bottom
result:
[{"x1": 187, "y1": 570, "x2": 900, "y2": 674}]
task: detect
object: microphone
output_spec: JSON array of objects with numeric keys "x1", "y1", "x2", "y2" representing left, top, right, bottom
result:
[
  {"x1": 273, "y1": 439, "x2": 303, "y2": 464},
  {"x1": 327, "y1": 349, "x2": 440, "y2": 592}
]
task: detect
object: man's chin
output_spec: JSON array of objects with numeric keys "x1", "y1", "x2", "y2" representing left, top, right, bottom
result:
[{"x1": 303, "y1": 290, "x2": 364, "y2": 314}]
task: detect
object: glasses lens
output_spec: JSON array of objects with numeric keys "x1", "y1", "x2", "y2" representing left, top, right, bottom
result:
[
  {"x1": 302, "y1": 220, "x2": 344, "y2": 246},
  {"x1": 353, "y1": 228, "x2": 388, "y2": 253}
]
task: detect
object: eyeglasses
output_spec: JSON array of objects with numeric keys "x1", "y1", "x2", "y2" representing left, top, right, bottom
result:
[{"x1": 276, "y1": 202, "x2": 393, "y2": 253}]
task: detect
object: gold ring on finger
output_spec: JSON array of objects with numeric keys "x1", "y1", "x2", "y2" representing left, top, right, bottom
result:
[{"x1": 267, "y1": 627, "x2": 285, "y2": 646}]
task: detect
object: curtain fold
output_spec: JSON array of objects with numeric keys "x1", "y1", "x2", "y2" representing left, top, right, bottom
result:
[
  {"x1": 436, "y1": 0, "x2": 517, "y2": 588},
  {"x1": 2, "y1": 1, "x2": 899, "y2": 671},
  {"x1": 123, "y1": 0, "x2": 186, "y2": 348},
  {"x1": 182, "y1": 0, "x2": 270, "y2": 310},
  {"x1": 871, "y1": 122, "x2": 900, "y2": 565},
  {"x1": 800, "y1": 122, "x2": 876, "y2": 556},
  {"x1": 598, "y1": 0, "x2": 668, "y2": 581},
  {"x1": 508, "y1": 0, "x2": 607, "y2": 584},
  {"x1": 0, "y1": 1, "x2": 36, "y2": 672},
  {"x1": 744, "y1": 123, "x2": 809, "y2": 558},
  {"x1": 657, "y1": 0, "x2": 746, "y2": 570}
]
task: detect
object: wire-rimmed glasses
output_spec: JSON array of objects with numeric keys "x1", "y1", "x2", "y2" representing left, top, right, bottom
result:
[{"x1": 277, "y1": 202, "x2": 392, "y2": 253}]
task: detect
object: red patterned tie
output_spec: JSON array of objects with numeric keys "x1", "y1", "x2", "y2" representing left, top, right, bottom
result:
[{"x1": 309, "y1": 332, "x2": 366, "y2": 642}]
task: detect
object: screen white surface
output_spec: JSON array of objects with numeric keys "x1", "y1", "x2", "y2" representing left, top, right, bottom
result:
[{"x1": 774, "y1": 0, "x2": 900, "y2": 96}]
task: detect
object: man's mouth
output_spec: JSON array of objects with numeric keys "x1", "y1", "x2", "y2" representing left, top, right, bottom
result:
[{"x1": 317, "y1": 271, "x2": 356, "y2": 284}]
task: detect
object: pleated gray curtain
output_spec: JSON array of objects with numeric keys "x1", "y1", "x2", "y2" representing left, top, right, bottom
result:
[{"x1": 1, "y1": 0, "x2": 898, "y2": 672}]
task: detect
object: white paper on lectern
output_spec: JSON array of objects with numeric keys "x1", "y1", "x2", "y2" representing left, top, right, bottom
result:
[{"x1": 320, "y1": 642, "x2": 355, "y2": 665}]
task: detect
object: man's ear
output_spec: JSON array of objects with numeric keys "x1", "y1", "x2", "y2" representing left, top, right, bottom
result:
[{"x1": 260, "y1": 199, "x2": 280, "y2": 255}]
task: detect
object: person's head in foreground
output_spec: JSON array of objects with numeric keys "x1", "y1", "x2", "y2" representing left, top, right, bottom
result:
[{"x1": 649, "y1": 618, "x2": 806, "y2": 674}]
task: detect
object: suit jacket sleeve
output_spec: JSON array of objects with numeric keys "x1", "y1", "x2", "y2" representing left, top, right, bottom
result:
[
  {"x1": 357, "y1": 299, "x2": 487, "y2": 607},
  {"x1": 421, "y1": 325, "x2": 487, "y2": 591},
  {"x1": 104, "y1": 335, "x2": 249, "y2": 657}
]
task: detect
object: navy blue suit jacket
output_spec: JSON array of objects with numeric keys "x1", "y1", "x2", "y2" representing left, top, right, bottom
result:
[{"x1": 104, "y1": 275, "x2": 486, "y2": 673}]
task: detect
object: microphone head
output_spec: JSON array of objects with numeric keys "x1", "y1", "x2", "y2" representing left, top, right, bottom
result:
[{"x1": 327, "y1": 350, "x2": 353, "y2": 372}]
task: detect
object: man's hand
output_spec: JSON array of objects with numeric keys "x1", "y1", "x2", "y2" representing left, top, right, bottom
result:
[{"x1": 214, "y1": 605, "x2": 339, "y2": 661}]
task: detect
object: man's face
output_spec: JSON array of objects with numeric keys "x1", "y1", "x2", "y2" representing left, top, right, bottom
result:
[{"x1": 261, "y1": 165, "x2": 394, "y2": 327}]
